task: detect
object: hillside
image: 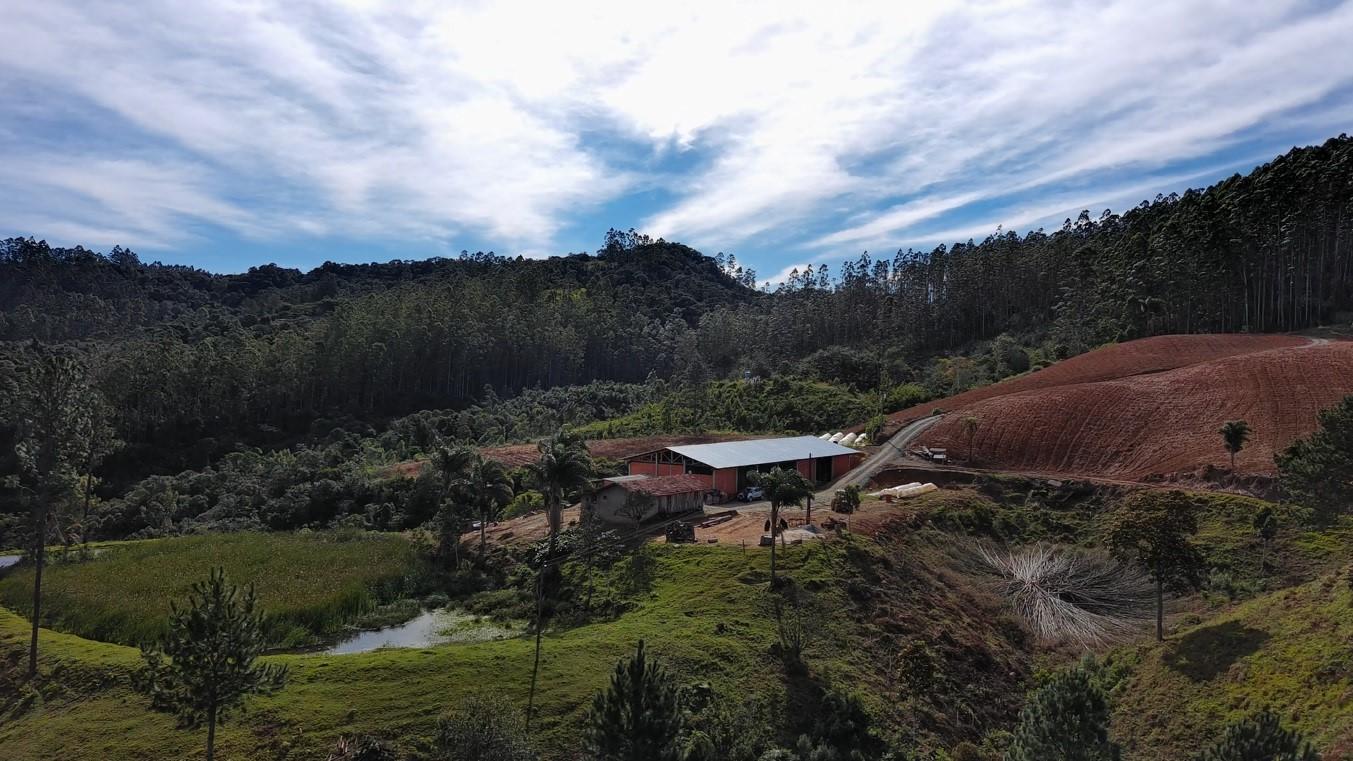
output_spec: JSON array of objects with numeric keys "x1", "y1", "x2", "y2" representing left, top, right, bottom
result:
[
  {"x1": 0, "y1": 529, "x2": 1035, "y2": 760},
  {"x1": 908, "y1": 335, "x2": 1353, "y2": 481},
  {"x1": 1112, "y1": 572, "x2": 1353, "y2": 760},
  {"x1": 4, "y1": 136, "x2": 1353, "y2": 520}
]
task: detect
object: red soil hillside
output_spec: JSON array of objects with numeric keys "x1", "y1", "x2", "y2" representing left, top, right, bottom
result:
[
  {"x1": 888, "y1": 333, "x2": 1309, "y2": 428},
  {"x1": 912, "y1": 336, "x2": 1353, "y2": 481}
]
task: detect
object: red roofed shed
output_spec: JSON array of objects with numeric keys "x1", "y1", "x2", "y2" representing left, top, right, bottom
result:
[{"x1": 583, "y1": 474, "x2": 708, "y2": 525}]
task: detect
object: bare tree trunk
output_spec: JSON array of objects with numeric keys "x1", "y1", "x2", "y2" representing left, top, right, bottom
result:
[
  {"x1": 28, "y1": 507, "x2": 46, "y2": 679},
  {"x1": 526, "y1": 527, "x2": 556, "y2": 731},
  {"x1": 479, "y1": 508, "x2": 488, "y2": 563},
  {"x1": 1155, "y1": 574, "x2": 1164, "y2": 642},
  {"x1": 206, "y1": 703, "x2": 217, "y2": 761},
  {"x1": 81, "y1": 445, "x2": 95, "y2": 548},
  {"x1": 769, "y1": 502, "x2": 779, "y2": 585}
]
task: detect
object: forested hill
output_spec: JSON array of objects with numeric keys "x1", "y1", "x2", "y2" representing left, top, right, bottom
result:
[
  {"x1": 2, "y1": 134, "x2": 1353, "y2": 482},
  {"x1": 0, "y1": 229, "x2": 756, "y2": 342}
]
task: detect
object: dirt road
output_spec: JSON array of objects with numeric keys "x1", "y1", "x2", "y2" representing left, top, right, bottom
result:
[{"x1": 833, "y1": 414, "x2": 943, "y2": 491}]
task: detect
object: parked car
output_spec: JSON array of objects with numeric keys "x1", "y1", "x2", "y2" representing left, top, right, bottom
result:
[{"x1": 738, "y1": 486, "x2": 765, "y2": 502}]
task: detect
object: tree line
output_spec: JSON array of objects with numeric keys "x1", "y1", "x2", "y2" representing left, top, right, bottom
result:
[{"x1": 4, "y1": 137, "x2": 1352, "y2": 489}]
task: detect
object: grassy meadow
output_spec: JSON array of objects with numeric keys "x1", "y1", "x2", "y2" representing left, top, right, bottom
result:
[
  {"x1": 2, "y1": 487, "x2": 1351, "y2": 760},
  {"x1": 0, "y1": 541, "x2": 889, "y2": 760},
  {"x1": 1112, "y1": 571, "x2": 1353, "y2": 758},
  {"x1": 0, "y1": 531, "x2": 420, "y2": 648}
]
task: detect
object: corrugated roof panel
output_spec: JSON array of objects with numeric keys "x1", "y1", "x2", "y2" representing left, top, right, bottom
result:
[{"x1": 666, "y1": 436, "x2": 858, "y2": 469}]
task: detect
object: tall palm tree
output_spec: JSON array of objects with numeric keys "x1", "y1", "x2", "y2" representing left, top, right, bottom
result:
[
  {"x1": 527, "y1": 429, "x2": 594, "y2": 558},
  {"x1": 1220, "y1": 420, "x2": 1252, "y2": 474},
  {"x1": 431, "y1": 444, "x2": 475, "y2": 564},
  {"x1": 751, "y1": 467, "x2": 814, "y2": 585},
  {"x1": 525, "y1": 428, "x2": 593, "y2": 730},
  {"x1": 451, "y1": 453, "x2": 515, "y2": 562}
]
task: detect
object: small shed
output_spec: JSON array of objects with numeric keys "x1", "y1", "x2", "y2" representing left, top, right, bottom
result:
[{"x1": 583, "y1": 474, "x2": 709, "y2": 525}]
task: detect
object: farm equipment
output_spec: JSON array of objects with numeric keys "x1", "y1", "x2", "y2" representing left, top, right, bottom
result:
[
  {"x1": 665, "y1": 522, "x2": 697, "y2": 544},
  {"x1": 916, "y1": 446, "x2": 948, "y2": 463}
]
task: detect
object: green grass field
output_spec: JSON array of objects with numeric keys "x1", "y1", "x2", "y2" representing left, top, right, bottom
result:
[
  {"x1": 0, "y1": 531, "x2": 419, "y2": 648},
  {"x1": 1111, "y1": 571, "x2": 1353, "y2": 758},
  {"x1": 2, "y1": 490, "x2": 1350, "y2": 761},
  {"x1": 0, "y1": 541, "x2": 880, "y2": 760}
]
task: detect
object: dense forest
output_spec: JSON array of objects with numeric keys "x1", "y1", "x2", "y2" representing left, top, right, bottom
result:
[{"x1": 2, "y1": 134, "x2": 1353, "y2": 544}]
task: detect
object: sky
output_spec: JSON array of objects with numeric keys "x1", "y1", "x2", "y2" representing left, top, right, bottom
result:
[{"x1": 2, "y1": 1, "x2": 1352, "y2": 281}]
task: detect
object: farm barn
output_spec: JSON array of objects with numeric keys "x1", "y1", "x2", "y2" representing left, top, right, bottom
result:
[
  {"x1": 625, "y1": 436, "x2": 862, "y2": 497},
  {"x1": 583, "y1": 474, "x2": 709, "y2": 525}
]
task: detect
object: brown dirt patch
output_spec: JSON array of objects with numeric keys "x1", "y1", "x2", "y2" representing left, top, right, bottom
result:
[
  {"x1": 912, "y1": 337, "x2": 1353, "y2": 480},
  {"x1": 680, "y1": 499, "x2": 919, "y2": 546},
  {"x1": 885, "y1": 333, "x2": 1308, "y2": 431}
]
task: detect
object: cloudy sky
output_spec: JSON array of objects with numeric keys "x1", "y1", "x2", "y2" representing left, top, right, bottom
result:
[{"x1": 2, "y1": 1, "x2": 1352, "y2": 278}]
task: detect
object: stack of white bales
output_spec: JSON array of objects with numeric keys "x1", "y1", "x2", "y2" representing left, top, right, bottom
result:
[{"x1": 869, "y1": 482, "x2": 938, "y2": 499}]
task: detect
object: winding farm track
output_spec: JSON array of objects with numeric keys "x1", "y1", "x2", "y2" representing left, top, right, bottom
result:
[
  {"x1": 905, "y1": 334, "x2": 1353, "y2": 481},
  {"x1": 835, "y1": 414, "x2": 942, "y2": 490}
]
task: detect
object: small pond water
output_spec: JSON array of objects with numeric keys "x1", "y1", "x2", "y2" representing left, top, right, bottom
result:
[
  {"x1": 325, "y1": 608, "x2": 523, "y2": 655},
  {"x1": 0, "y1": 555, "x2": 21, "y2": 570}
]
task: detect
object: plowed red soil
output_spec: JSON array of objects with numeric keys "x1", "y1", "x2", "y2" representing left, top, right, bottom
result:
[
  {"x1": 910, "y1": 335, "x2": 1353, "y2": 480},
  {"x1": 888, "y1": 333, "x2": 1308, "y2": 428}
]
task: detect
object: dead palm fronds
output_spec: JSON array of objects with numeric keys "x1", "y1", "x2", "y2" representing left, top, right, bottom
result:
[{"x1": 974, "y1": 543, "x2": 1155, "y2": 647}]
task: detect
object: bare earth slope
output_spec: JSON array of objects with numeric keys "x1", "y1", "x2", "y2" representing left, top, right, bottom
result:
[{"x1": 909, "y1": 335, "x2": 1353, "y2": 481}]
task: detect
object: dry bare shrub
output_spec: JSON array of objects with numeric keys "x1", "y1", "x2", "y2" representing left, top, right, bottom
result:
[{"x1": 974, "y1": 543, "x2": 1154, "y2": 646}]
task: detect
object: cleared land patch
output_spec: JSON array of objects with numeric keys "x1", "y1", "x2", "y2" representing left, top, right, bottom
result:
[{"x1": 907, "y1": 336, "x2": 1353, "y2": 480}]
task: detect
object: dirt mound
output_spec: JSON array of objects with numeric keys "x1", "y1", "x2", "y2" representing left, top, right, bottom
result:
[
  {"x1": 913, "y1": 337, "x2": 1353, "y2": 480},
  {"x1": 888, "y1": 334, "x2": 1308, "y2": 428}
]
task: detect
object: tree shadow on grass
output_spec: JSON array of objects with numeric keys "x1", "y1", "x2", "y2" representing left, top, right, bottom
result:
[{"x1": 1163, "y1": 620, "x2": 1270, "y2": 682}]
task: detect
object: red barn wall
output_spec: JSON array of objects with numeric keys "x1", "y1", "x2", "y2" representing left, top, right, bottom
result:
[
  {"x1": 831, "y1": 454, "x2": 858, "y2": 479},
  {"x1": 629, "y1": 461, "x2": 686, "y2": 477},
  {"x1": 713, "y1": 469, "x2": 738, "y2": 495}
]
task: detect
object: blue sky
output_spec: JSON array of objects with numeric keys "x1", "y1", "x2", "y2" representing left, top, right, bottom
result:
[{"x1": 2, "y1": 1, "x2": 1352, "y2": 281}]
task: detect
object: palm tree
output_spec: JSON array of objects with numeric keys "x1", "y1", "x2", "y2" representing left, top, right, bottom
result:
[
  {"x1": 525, "y1": 428, "x2": 593, "y2": 730},
  {"x1": 431, "y1": 444, "x2": 476, "y2": 565},
  {"x1": 750, "y1": 467, "x2": 814, "y2": 585},
  {"x1": 451, "y1": 453, "x2": 515, "y2": 562},
  {"x1": 1220, "y1": 420, "x2": 1252, "y2": 475},
  {"x1": 526, "y1": 429, "x2": 594, "y2": 558}
]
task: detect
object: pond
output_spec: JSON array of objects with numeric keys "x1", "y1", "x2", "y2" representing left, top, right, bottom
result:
[
  {"x1": 0, "y1": 555, "x2": 20, "y2": 570},
  {"x1": 324, "y1": 607, "x2": 524, "y2": 655}
]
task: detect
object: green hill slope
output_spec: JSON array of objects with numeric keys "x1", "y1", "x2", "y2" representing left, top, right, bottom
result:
[
  {"x1": 1112, "y1": 571, "x2": 1353, "y2": 760},
  {"x1": 0, "y1": 529, "x2": 1033, "y2": 760}
]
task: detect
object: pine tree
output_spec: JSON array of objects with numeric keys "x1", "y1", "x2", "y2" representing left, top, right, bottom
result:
[
  {"x1": 5, "y1": 346, "x2": 110, "y2": 678},
  {"x1": 1006, "y1": 666, "x2": 1119, "y2": 761},
  {"x1": 135, "y1": 568, "x2": 287, "y2": 761},
  {"x1": 1197, "y1": 709, "x2": 1320, "y2": 761},
  {"x1": 1105, "y1": 490, "x2": 1207, "y2": 641},
  {"x1": 583, "y1": 640, "x2": 685, "y2": 761},
  {"x1": 1277, "y1": 395, "x2": 1353, "y2": 522}
]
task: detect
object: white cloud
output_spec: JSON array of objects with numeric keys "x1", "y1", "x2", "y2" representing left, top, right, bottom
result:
[{"x1": 0, "y1": 0, "x2": 1350, "y2": 261}]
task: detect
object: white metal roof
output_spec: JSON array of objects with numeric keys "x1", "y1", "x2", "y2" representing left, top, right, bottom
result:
[{"x1": 665, "y1": 436, "x2": 858, "y2": 469}]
